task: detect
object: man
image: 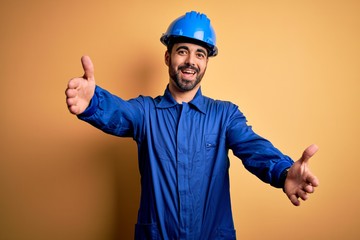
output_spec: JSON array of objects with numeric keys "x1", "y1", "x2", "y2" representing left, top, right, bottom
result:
[{"x1": 66, "y1": 11, "x2": 319, "y2": 240}]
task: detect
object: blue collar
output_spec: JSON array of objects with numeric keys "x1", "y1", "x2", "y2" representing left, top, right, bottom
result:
[{"x1": 156, "y1": 85, "x2": 207, "y2": 114}]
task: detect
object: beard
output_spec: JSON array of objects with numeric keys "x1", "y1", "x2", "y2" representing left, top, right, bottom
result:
[{"x1": 168, "y1": 61, "x2": 206, "y2": 92}]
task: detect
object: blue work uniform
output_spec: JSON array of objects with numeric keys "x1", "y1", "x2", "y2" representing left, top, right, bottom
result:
[{"x1": 78, "y1": 85, "x2": 294, "y2": 240}]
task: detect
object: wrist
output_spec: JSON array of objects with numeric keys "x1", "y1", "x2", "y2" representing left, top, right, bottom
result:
[{"x1": 280, "y1": 168, "x2": 290, "y2": 192}]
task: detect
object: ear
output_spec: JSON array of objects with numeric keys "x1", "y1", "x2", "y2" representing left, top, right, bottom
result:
[{"x1": 165, "y1": 51, "x2": 170, "y2": 66}]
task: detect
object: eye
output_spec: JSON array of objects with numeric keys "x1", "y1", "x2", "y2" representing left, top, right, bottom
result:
[
  {"x1": 177, "y1": 50, "x2": 188, "y2": 56},
  {"x1": 196, "y1": 52, "x2": 206, "y2": 59}
]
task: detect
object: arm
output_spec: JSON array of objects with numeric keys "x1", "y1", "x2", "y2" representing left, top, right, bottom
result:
[
  {"x1": 77, "y1": 86, "x2": 144, "y2": 138},
  {"x1": 226, "y1": 107, "x2": 294, "y2": 188},
  {"x1": 65, "y1": 56, "x2": 143, "y2": 138},
  {"x1": 226, "y1": 106, "x2": 319, "y2": 206}
]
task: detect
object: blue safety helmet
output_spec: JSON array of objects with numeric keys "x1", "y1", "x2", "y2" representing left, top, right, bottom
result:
[{"x1": 160, "y1": 11, "x2": 218, "y2": 57}]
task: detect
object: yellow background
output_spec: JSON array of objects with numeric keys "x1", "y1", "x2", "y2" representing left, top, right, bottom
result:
[{"x1": 1, "y1": 0, "x2": 359, "y2": 239}]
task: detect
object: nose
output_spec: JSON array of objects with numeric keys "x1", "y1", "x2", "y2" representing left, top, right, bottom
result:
[{"x1": 185, "y1": 52, "x2": 196, "y2": 66}]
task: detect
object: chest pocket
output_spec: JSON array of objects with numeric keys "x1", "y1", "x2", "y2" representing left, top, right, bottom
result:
[{"x1": 205, "y1": 134, "x2": 228, "y2": 177}]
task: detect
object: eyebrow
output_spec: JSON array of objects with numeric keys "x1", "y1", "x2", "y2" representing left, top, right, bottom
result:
[{"x1": 175, "y1": 45, "x2": 208, "y2": 57}]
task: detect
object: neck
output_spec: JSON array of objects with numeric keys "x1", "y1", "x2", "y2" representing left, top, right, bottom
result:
[{"x1": 168, "y1": 84, "x2": 200, "y2": 104}]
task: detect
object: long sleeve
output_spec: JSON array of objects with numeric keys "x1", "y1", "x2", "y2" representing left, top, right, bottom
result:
[
  {"x1": 78, "y1": 86, "x2": 144, "y2": 139},
  {"x1": 226, "y1": 106, "x2": 294, "y2": 188}
]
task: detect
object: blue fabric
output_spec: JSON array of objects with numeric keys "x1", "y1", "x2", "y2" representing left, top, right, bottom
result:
[{"x1": 79, "y1": 85, "x2": 294, "y2": 240}]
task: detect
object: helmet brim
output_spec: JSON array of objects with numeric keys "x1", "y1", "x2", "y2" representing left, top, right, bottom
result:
[{"x1": 160, "y1": 35, "x2": 218, "y2": 57}]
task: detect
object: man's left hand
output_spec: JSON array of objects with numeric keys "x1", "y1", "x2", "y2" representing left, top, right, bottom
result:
[{"x1": 284, "y1": 144, "x2": 320, "y2": 206}]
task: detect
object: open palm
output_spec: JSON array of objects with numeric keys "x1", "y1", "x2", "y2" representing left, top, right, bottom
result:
[{"x1": 284, "y1": 144, "x2": 319, "y2": 206}]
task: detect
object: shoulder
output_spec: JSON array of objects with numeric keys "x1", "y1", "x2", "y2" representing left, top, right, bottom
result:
[
  {"x1": 124, "y1": 95, "x2": 155, "y2": 111},
  {"x1": 203, "y1": 95, "x2": 239, "y2": 112},
  {"x1": 202, "y1": 95, "x2": 248, "y2": 125}
]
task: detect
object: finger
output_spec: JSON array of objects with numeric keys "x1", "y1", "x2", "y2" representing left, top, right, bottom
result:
[
  {"x1": 67, "y1": 78, "x2": 81, "y2": 89},
  {"x1": 300, "y1": 144, "x2": 319, "y2": 164},
  {"x1": 306, "y1": 174, "x2": 320, "y2": 187},
  {"x1": 81, "y1": 55, "x2": 95, "y2": 81},
  {"x1": 304, "y1": 184, "x2": 315, "y2": 193},
  {"x1": 298, "y1": 190, "x2": 309, "y2": 201},
  {"x1": 66, "y1": 96, "x2": 77, "y2": 107},
  {"x1": 65, "y1": 88, "x2": 78, "y2": 98},
  {"x1": 68, "y1": 105, "x2": 80, "y2": 115},
  {"x1": 289, "y1": 194, "x2": 300, "y2": 206}
]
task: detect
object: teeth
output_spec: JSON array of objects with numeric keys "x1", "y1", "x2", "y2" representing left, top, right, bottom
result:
[{"x1": 182, "y1": 69, "x2": 195, "y2": 74}]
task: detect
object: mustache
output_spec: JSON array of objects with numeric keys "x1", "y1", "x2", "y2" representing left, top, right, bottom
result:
[{"x1": 178, "y1": 64, "x2": 199, "y2": 73}]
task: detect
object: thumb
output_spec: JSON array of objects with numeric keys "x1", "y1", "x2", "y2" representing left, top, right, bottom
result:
[
  {"x1": 81, "y1": 55, "x2": 95, "y2": 81},
  {"x1": 300, "y1": 144, "x2": 319, "y2": 164}
]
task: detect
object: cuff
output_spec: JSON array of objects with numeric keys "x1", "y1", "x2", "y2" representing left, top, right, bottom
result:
[{"x1": 272, "y1": 160, "x2": 293, "y2": 188}]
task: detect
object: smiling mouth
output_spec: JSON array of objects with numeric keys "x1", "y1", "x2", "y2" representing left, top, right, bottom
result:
[
  {"x1": 179, "y1": 65, "x2": 199, "y2": 75},
  {"x1": 181, "y1": 69, "x2": 196, "y2": 75}
]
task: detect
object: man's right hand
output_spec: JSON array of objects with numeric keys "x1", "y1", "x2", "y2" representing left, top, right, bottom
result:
[{"x1": 65, "y1": 56, "x2": 96, "y2": 115}]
